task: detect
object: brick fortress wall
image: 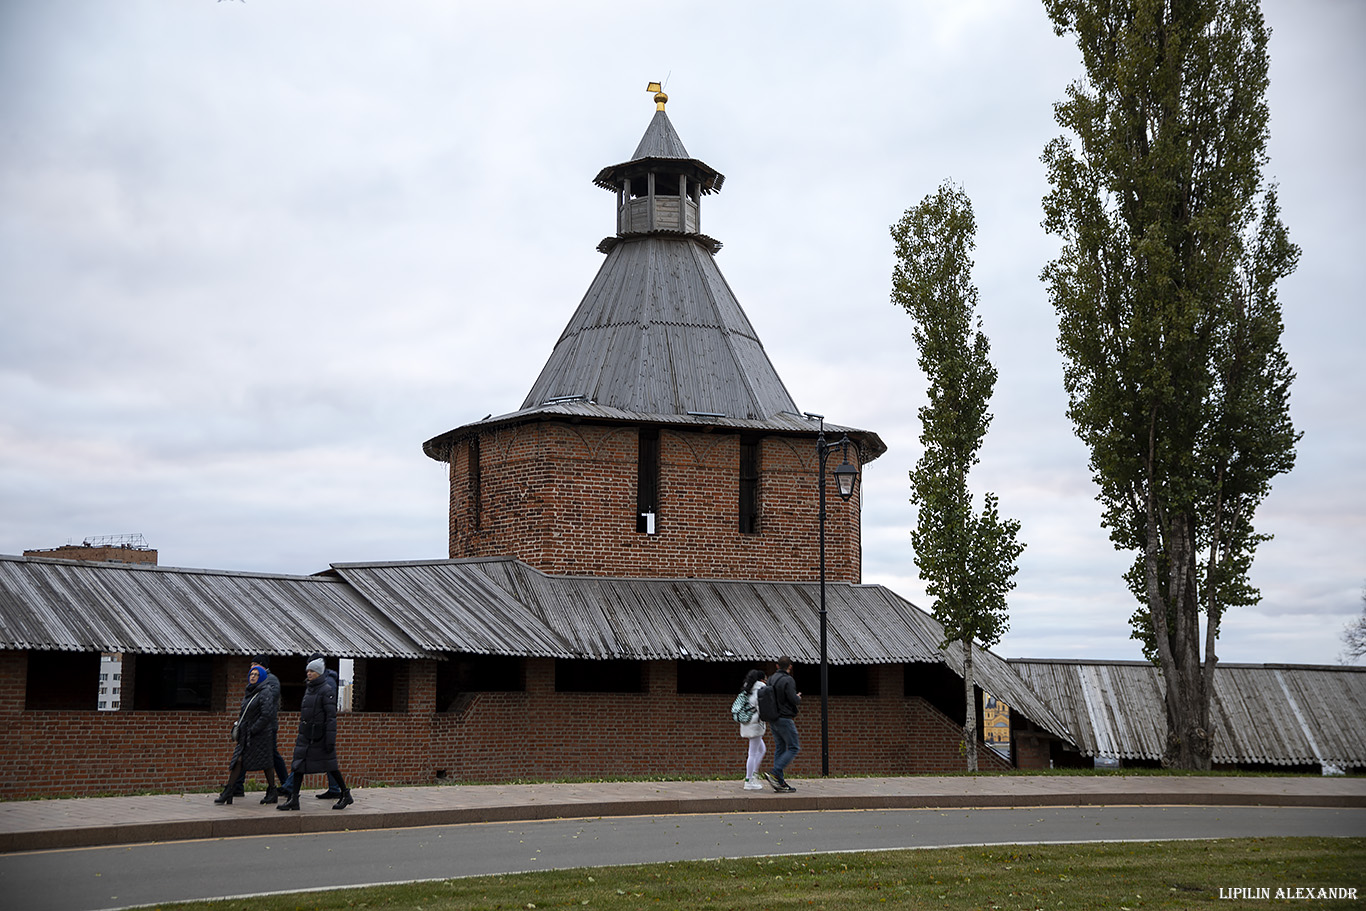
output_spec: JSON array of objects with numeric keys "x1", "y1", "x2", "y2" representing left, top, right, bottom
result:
[
  {"x1": 435, "y1": 660, "x2": 1010, "y2": 781},
  {"x1": 0, "y1": 652, "x2": 1008, "y2": 800},
  {"x1": 447, "y1": 422, "x2": 863, "y2": 583}
]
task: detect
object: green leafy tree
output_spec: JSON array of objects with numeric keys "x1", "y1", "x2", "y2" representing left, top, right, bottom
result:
[
  {"x1": 892, "y1": 181, "x2": 1024, "y2": 772},
  {"x1": 1041, "y1": 0, "x2": 1300, "y2": 768}
]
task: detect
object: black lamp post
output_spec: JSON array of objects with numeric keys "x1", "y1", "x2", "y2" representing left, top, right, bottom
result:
[{"x1": 812, "y1": 415, "x2": 859, "y2": 776}]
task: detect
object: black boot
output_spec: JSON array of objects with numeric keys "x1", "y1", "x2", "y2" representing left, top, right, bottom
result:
[
  {"x1": 277, "y1": 787, "x2": 300, "y2": 811},
  {"x1": 315, "y1": 788, "x2": 342, "y2": 799},
  {"x1": 213, "y1": 786, "x2": 234, "y2": 805},
  {"x1": 331, "y1": 789, "x2": 353, "y2": 810},
  {"x1": 260, "y1": 784, "x2": 279, "y2": 804}
]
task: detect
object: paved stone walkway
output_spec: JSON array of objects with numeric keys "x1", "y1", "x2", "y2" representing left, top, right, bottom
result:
[{"x1": 3, "y1": 775, "x2": 1363, "y2": 852}]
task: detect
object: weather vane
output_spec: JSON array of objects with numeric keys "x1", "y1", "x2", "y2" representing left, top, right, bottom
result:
[{"x1": 647, "y1": 81, "x2": 667, "y2": 111}]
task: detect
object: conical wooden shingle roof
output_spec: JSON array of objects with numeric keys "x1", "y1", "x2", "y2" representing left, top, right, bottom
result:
[
  {"x1": 424, "y1": 102, "x2": 884, "y2": 462},
  {"x1": 591, "y1": 109, "x2": 725, "y2": 193},
  {"x1": 524, "y1": 110, "x2": 794, "y2": 421},
  {"x1": 520, "y1": 235, "x2": 798, "y2": 420},
  {"x1": 632, "y1": 108, "x2": 690, "y2": 159}
]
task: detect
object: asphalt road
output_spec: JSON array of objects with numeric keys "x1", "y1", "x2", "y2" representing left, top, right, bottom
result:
[{"x1": 5, "y1": 805, "x2": 1363, "y2": 911}]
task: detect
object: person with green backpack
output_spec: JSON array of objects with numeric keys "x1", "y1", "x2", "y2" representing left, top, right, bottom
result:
[
  {"x1": 762, "y1": 657, "x2": 801, "y2": 792},
  {"x1": 732, "y1": 668, "x2": 768, "y2": 790}
]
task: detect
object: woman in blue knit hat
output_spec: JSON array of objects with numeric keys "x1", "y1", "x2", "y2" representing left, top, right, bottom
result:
[
  {"x1": 214, "y1": 662, "x2": 280, "y2": 804},
  {"x1": 278, "y1": 656, "x2": 353, "y2": 811}
]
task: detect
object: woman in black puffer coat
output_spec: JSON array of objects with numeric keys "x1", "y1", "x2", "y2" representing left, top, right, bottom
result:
[
  {"x1": 277, "y1": 657, "x2": 352, "y2": 811},
  {"x1": 214, "y1": 664, "x2": 280, "y2": 805}
]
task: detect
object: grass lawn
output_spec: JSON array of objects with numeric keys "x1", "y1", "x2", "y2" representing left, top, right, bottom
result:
[{"x1": 155, "y1": 836, "x2": 1362, "y2": 910}]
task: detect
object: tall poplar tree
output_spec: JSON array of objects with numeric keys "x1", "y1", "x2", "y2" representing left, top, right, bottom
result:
[
  {"x1": 892, "y1": 182, "x2": 1024, "y2": 772},
  {"x1": 1041, "y1": 0, "x2": 1300, "y2": 768}
]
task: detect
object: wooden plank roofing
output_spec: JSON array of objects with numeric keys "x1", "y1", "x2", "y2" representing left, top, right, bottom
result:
[
  {"x1": 631, "y1": 109, "x2": 691, "y2": 160},
  {"x1": 521, "y1": 235, "x2": 799, "y2": 421},
  {"x1": 593, "y1": 109, "x2": 725, "y2": 193},
  {"x1": 9, "y1": 555, "x2": 1356, "y2": 768},
  {"x1": 327, "y1": 557, "x2": 1072, "y2": 742},
  {"x1": 1009, "y1": 658, "x2": 1366, "y2": 768},
  {"x1": 0, "y1": 554, "x2": 423, "y2": 659},
  {"x1": 328, "y1": 559, "x2": 574, "y2": 658}
]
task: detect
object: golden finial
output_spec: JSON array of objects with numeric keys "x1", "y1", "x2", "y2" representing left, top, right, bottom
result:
[{"x1": 647, "y1": 81, "x2": 667, "y2": 111}]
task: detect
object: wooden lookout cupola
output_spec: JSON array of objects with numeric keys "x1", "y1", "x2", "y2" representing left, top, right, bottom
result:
[
  {"x1": 593, "y1": 84, "x2": 724, "y2": 245},
  {"x1": 423, "y1": 87, "x2": 885, "y2": 582}
]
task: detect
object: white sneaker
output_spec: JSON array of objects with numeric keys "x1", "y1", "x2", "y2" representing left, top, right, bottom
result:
[{"x1": 743, "y1": 777, "x2": 764, "y2": 790}]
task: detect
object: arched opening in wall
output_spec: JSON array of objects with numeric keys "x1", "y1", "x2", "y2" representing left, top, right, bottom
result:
[
  {"x1": 436, "y1": 653, "x2": 525, "y2": 712},
  {"x1": 25, "y1": 650, "x2": 100, "y2": 710},
  {"x1": 131, "y1": 654, "x2": 213, "y2": 710},
  {"x1": 555, "y1": 658, "x2": 644, "y2": 693}
]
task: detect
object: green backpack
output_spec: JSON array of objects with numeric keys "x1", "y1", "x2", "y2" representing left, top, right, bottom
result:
[{"x1": 730, "y1": 690, "x2": 755, "y2": 724}]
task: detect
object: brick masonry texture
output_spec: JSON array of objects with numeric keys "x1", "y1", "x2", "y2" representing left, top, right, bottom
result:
[
  {"x1": 0, "y1": 652, "x2": 1010, "y2": 800},
  {"x1": 447, "y1": 423, "x2": 864, "y2": 582},
  {"x1": 1, "y1": 418, "x2": 1024, "y2": 799}
]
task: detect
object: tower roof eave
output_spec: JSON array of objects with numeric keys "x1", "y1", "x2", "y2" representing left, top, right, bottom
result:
[
  {"x1": 592, "y1": 157, "x2": 725, "y2": 194},
  {"x1": 592, "y1": 109, "x2": 725, "y2": 192},
  {"x1": 421, "y1": 401, "x2": 886, "y2": 465}
]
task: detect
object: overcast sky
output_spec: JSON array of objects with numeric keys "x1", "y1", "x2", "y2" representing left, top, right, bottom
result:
[{"x1": 2, "y1": 1, "x2": 1361, "y2": 666}]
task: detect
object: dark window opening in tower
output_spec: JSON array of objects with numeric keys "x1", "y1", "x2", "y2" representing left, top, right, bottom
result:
[
  {"x1": 469, "y1": 436, "x2": 482, "y2": 531},
  {"x1": 739, "y1": 434, "x2": 760, "y2": 534},
  {"x1": 654, "y1": 174, "x2": 681, "y2": 196},
  {"x1": 637, "y1": 426, "x2": 660, "y2": 534}
]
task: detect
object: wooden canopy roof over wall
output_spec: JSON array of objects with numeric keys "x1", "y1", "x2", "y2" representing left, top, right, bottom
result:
[
  {"x1": 0, "y1": 554, "x2": 423, "y2": 659},
  {"x1": 1011, "y1": 658, "x2": 1366, "y2": 768},
  {"x1": 1, "y1": 552, "x2": 1067, "y2": 742}
]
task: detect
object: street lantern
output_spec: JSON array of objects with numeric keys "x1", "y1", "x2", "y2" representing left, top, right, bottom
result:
[
  {"x1": 811, "y1": 416, "x2": 860, "y2": 776},
  {"x1": 833, "y1": 457, "x2": 858, "y2": 501}
]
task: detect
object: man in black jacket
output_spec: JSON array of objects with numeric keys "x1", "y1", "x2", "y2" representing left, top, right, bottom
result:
[{"x1": 764, "y1": 657, "x2": 801, "y2": 792}]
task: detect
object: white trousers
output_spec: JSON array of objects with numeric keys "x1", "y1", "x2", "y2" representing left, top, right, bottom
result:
[{"x1": 745, "y1": 735, "x2": 767, "y2": 779}]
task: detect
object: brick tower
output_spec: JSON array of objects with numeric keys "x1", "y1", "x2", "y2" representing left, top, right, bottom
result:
[{"x1": 423, "y1": 88, "x2": 883, "y2": 582}]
